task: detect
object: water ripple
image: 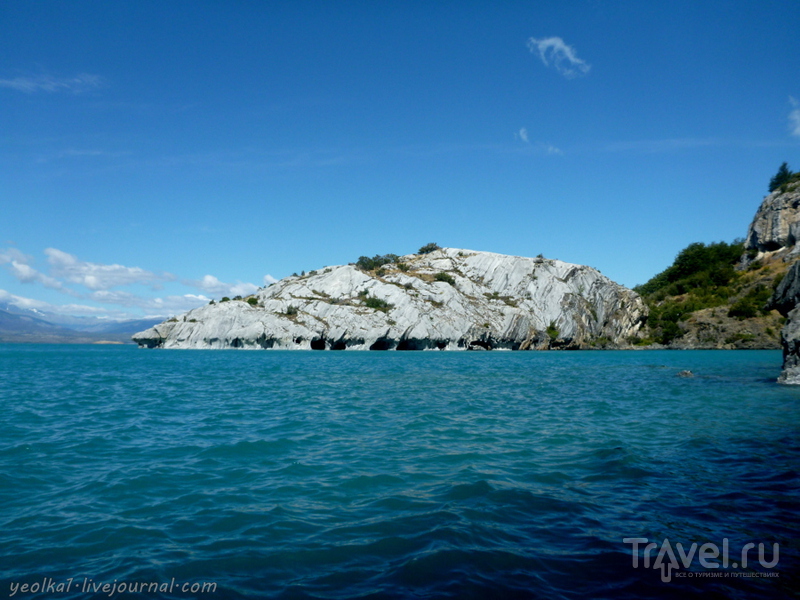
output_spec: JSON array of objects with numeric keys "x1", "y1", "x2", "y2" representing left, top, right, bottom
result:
[{"x1": 0, "y1": 346, "x2": 797, "y2": 598}]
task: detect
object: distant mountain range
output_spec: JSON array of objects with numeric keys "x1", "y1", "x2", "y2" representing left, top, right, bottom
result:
[{"x1": 0, "y1": 303, "x2": 162, "y2": 343}]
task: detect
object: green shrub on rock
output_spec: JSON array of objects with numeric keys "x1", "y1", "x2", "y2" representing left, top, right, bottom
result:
[
  {"x1": 418, "y1": 243, "x2": 441, "y2": 254},
  {"x1": 356, "y1": 254, "x2": 398, "y2": 271},
  {"x1": 363, "y1": 295, "x2": 393, "y2": 312}
]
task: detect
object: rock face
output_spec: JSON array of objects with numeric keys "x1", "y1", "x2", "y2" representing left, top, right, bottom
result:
[
  {"x1": 743, "y1": 187, "x2": 800, "y2": 261},
  {"x1": 771, "y1": 261, "x2": 800, "y2": 384},
  {"x1": 133, "y1": 248, "x2": 647, "y2": 350},
  {"x1": 747, "y1": 183, "x2": 800, "y2": 383}
]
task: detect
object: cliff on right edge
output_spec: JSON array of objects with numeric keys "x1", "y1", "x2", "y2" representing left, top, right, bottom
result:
[{"x1": 747, "y1": 180, "x2": 800, "y2": 383}]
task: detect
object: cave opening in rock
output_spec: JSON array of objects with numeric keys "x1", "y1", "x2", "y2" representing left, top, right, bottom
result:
[
  {"x1": 469, "y1": 340, "x2": 491, "y2": 350},
  {"x1": 369, "y1": 339, "x2": 395, "y2": 351}
]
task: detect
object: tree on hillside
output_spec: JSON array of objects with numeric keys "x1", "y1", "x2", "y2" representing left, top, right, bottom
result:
[
  {"x1": 418, "y1": 243, "x2": 441, "y2": 254},
  {"x1": 769, "y1": 162, "x2": 792, "y2": 192}
]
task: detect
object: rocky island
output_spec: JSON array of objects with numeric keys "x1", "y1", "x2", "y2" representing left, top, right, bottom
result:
[
  {"x1": 133, "y1": 247, "x2": 647, "y2": 350},
  {"x1": 133, "y1": 164, "x2": 800, "y2": 383}
]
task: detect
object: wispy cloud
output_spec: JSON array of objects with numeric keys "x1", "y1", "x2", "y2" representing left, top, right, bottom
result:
[
  {"x1": 512, "y1": 132, "x2": 563, "y2": 156},
  {"x1": 0, "y1": 247, "x2": 34, "y2": 266},
  {"x1": 90, "y1": 290, "x2": 210, "y2": 315},
  {"x1": 601, "y1": 138, "x2": 721, "y2": 153},
  {"x1": 45, "y1": 248, "x2": 174, "y2": 291},
  {"x1": 41, "y1": 148, "x2": 131, "y2": 162},
  {"x1": 184, "y1": 274, "x2": 260, "y2": 297},
  {"x1": 0, "y1": 247, "x2": 241, "y2": 319},
  {"x1": 0, "y1": 288, "x2": 127, "y2": 318},
  {"x1": 527, "y1": 36, "x2": 590, "y2": 79},
  {"x1": 544, "y1": 144, "x2": 564, "y2": 156},
  {"x1": 0, "y1": 247, "x2": 76, "y2": 294},
  {"x1": 0, "y1": 73, "x2": 103, "y2": 94},
  {"x1": 790, "y1": 97, "x2": 800, "y2": 137},
  {"x1": 7, "y1": 261, "x2": 74, "y2": 293}
]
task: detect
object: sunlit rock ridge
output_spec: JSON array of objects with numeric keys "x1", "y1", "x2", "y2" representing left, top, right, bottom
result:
[
  {"x1": 133, "y1": 248, "x2": 647, "y2": 350},
  {"x1": 756, "y1": 183, "x2": 800, "y2": 383},
  {"x1": 744, "y1": 186, "x2": 800, "y2": 261}
]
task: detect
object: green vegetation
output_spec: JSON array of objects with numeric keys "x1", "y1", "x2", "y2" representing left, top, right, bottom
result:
[
  {"x1": 727, "y1": 284, "x2": 772, "y2": 319},
  {"x1": 546, "y1": 321, "x2": 559, "y2": 340},
  {"x1": 356, "y1": 254, "x2": 399, "y2": 271},
  {"x1": 634, "y1": 241, "x2": 743, "y2": 299},
  {"x1": 246, "y1": 297, "x2": 259, "y2": 306},
  {"x1": 362, "y1": 295, "x2": 393, "y2": 312},
  {"x1": 633, "y1": 239, "x2": 786, "y2": 345},
  {"x1": 418, "y1": 243, "x2": 441, "y2": 254},
  {"x1": 725, "y1": 332, "x2": 755, "y2": 344},
  {"x1": 220, "y1": 297, "x2": 231, "y2": 303},
  {"x1": 769, "y1": 162, "x2": 800, "y2": 193},
  {"x1": 501, "y1": 296, "x2": 518, "y2": 307},
  {"x1": 634, "y1": 240, "x2": 744, "y2": 344},
  {"x1": 434, "y1": 272, "x2": 456, "y2": 285},
  {"x1": 285, "y1": 305, "x2": 298, "y2": 316},
  {"x1": 589, "y1": 336, "x2": 612, "y2": 348}
]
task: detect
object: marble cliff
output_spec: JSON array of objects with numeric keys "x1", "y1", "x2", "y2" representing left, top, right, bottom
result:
[{"x1": 134, "y1": 248, "x2": 647, "y2": 350}]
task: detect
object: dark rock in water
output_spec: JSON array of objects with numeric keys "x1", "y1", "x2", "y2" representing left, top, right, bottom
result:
[
  {"x1": 677, "y1": 370, "x2": 694, "y2": 378},
  {"x1": 770, "y1": 261, "x2": 800, "y2": 384}
]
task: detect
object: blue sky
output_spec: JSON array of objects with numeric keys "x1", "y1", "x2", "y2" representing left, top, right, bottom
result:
[{"x1": 2, "y1": 1, "x2": 799, "y2": 320}]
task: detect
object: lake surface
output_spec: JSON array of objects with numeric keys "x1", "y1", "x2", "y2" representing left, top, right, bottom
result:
[{"x1": 0, "y1": 345, "x2": 798, "y2": 599}]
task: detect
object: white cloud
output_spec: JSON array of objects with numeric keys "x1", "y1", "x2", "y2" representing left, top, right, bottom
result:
[
  {"x1": 148, "y1": 294, "x2": 211, "y2": 315},
  {"x1": 790, "y1": 97, "x2": 800, "y2": 137},
  {"x1": 544, "y1": 144, "x2": 563, "y2": 155},
  {"x1": 90, "y1": 290, "x2": 209, "y2": 314},
  {"x1": 0, "y1": 246, "x2": 267, "y2": 319},
  {"x1": 185, "y1": 274, "x2": 259, "y2": 297},
  {"x1": 527, "y1": 36, "x2": 590, "y2": 78},
  {"x1": 263, "y1": 274, "x2": 278, "y2": 286},
  {"x1": 518, "y1": 128, "x2": 529, "y2": 143},
  {"x1": 230, "y1": 282, "x2": 259, "y2": 296},
  {"x1": 8, "y1": 261, "x2": 40, "y2": 283},
  {"x1": 0, "y1": 73, "x2": 102, "y2": 94},
  {"x1": 0, "y1": 248, "x2": 77, "y2": 294},
  {"x1": 45, "y1": 248, "x2": 172, "y2": 290},
  {"x1": 0, "y1": 247, "x2": 34, "y2": 265},
  {"x1": 0, "y1": 288, "x2": 124, "y2": 317}
]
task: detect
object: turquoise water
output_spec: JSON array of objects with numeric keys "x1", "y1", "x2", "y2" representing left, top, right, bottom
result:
[{"x1": 0, "y1": 346, "x2": 798, "y2": 599}]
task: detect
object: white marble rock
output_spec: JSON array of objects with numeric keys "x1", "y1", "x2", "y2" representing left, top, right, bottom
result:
[{"x1": 133, "y1": 248, "x2": 647, "y2": 350}]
